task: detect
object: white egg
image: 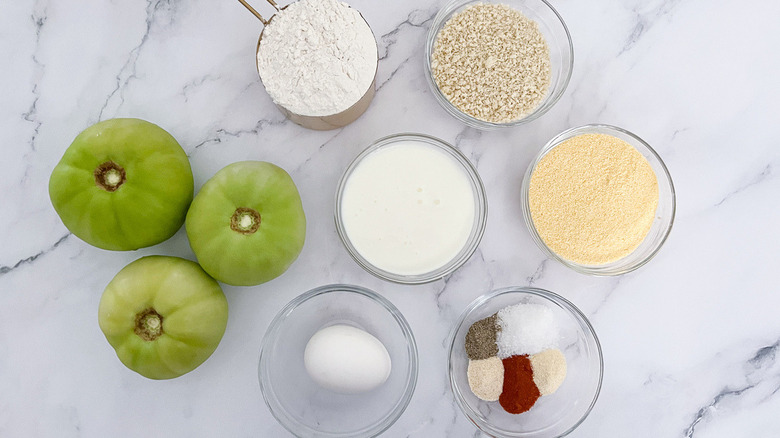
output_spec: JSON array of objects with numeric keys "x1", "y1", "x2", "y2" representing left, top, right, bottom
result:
[{"x1": 304, "y1": 324, "x2": 392, "y2": 394}]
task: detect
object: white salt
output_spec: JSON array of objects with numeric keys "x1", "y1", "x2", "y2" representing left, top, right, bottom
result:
[{"x1": 496, "y1": 303, "x2": 558, "y2": 358}]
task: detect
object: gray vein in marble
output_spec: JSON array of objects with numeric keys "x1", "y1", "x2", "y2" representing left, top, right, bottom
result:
[
  {"x1": 433, "y1": 254, "x2": 492, "y2": 345},
  {"x1": 292, "y1": 129, "x2": 345, "y2": 174},
  {"x1": 376, "y1": 54, "x2": 415, "y2": 93},
  {"x1": 714, "y1": 163, "x2": 773, "y2": 207},
  {"x1": 526, "y1": 259, "x2": 548, "y2": 286},
  {"x1": 407, "y1": 403, "x2": 480, "y2": 438},
  {"x1": 590, "y1": 277, "x2": 624, "y2": 316},
  {"x1": 618, "y1": 0, "x2": 683, "y2": 56},
  {"x1": 403, "y1": 417, "x2": 434, "y2": 437},
  {"x1": 569, "y1": 96, "x2": 609, "y2": 128},
  {"x1": 440, "y1": 397, "x2": 465, "y2": 438},
  {"x1": 98, "y1": 0, "x2": 175, "y2": 119},
  {"x1": 375, "y1": 9, "x2": 436, "y2": 93},
  {"x1": 21, "y1": 3, "x2": 48, "y2": 154},
  {"x1": 189, "y1": 117, "x2": 287, "y2": 155},
  {"x1": 671, "y1": 127, "x2": 689, "y2": 141},
  {"x1": 453, "y1": 126, "x2": 481, "y2": 146},
  {"x1": 434, "y1": 248, "x2": 493, "y2": 325},
  {"x1": 405, "y1": 378, "x2": 462, "y2": 437},
  {"x1": 434, "y1": 273, "x2": 456, "y2": 315},
  {"x1": 453, "y1": 126, "x2": 483, "y2": 164},
  {"x1": 750, "y1": 341, "x2": 779, "y2": 368},
  {"x1": 0, "y1": 233, "x2": 70, "y2": 278},
  {"x1": 181, "y1": 74, "x2": 220, "y2": 102},
  {"x1": 377, "y1": 8, "x2": 436, "y2": 62},
  {"x1": 684, "y1": 385, "x2": 752, "y2": 437},
  {"x1": 478, "y1": 250, "x2": 494, "y2": 293},
  {"x1": 684, "y1": 339, "x2": 780, "y2": 437},
  {"x1": 562, "y1": 77, "x2": 608, "y2": 127}
]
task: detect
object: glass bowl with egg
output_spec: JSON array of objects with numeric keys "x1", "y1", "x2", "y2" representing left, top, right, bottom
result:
[
  {"x1": 335, "y1": 133, "x2": 488, "y2": 284},
  {"x1": 258, "y1": 284, "x2": 418, "y2": 438},
  {"x1": 448, "y1": 287, "x2": 603, "y2": 437},
  {"x1": 424, "y1": 0, "x2": 574, "y2": 129},
  {"x1": 520, "y1": 124, "x2": 676, "y2": 276}
]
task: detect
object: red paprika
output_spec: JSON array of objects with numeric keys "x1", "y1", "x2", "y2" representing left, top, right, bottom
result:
[{"x1": 499, "y1": 355, "x2": 540, "y2": 414}]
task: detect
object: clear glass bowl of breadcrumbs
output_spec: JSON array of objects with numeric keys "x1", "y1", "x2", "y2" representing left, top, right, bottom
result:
[
  {"x1": 521, "y1": 125, "x2": 676, "y2": 276},
  {"x1": 424, "y1": 0, "x2": 573, "y2": 129}
]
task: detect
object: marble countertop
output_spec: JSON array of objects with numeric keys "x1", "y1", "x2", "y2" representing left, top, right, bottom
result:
[{"x1": 2, "y1": 0, "x2": 779, "y2": 436}]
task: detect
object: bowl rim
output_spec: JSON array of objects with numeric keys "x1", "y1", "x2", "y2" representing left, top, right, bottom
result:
[
  {"x1": 520, "y1": 124, "x2": 677, "y2": 276},
  {"x1": 258, "y1": 284, "x2": 419, "y2": 438},
  {"x1": 424, "y1": 0, "x2": 574, "y2": 130},
  {"x1": 334, "y1": 133, "x2": 488, "y2": 284},
  {"x1": 447, "y1": 286, "x2": 604, "y2": 438}
]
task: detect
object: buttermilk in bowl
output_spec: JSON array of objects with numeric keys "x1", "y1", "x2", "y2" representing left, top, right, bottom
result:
[{"x1": 336, "y1": 134, "x2": 486, "y2": 283}]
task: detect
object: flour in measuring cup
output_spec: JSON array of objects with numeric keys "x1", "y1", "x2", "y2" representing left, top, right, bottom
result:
[{"x1": 256, "y1": 0, "x2": 377, "y2": 117}]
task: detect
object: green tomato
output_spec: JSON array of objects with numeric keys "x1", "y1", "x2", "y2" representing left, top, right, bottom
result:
[
  {"x1": 185, "y1": 161, "x2": 306, "y2": 286},
  {"x1": 49, "y1": 118, "x2": 194, "y2": 250},
  {"x1": 98, "y1": 256, "x2": 228, "y2": 380}
]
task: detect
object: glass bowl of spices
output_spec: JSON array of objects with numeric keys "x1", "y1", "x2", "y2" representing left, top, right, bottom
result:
[
  {"x1": 521, "y1": 124, "x2": 676, "y2": 276},
  {"x1": 241, "y1": 0, "x2": 379, "y2": 130},
  {"x1": 448, "y1": 287, "x2": 603, "y2": 437},
  {"x1": 424, "y1": 0, "x2": 573, "y2": 129},
  {"x1": 259, "y1": 284, "x2": 418, "y2": 437},
  {"x1": 335, "y1": 133, "x2": 488, "y2": 284}
]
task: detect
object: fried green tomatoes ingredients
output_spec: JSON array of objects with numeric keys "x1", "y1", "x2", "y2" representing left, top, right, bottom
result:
[
  {"x1": 49, "y1": 118, "x2": 194, "y2": 250},
  {"x1": 98, "y1": 256, "x2": 228, "y2": 380},
  {"x1": 185, "y1": 161, "x2": 306, "y2": 286}
]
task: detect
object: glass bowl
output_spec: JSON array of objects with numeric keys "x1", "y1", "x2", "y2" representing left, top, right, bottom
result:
[
  {"x1": 258, "y1": 284, "x2": 418, "y2": 438},
  {"x1": 424, "y1": 0, "x2": 574, "y2": 130},
  {"x1": 520, "y1": 124, "x2": 676, "y2": 276},
  {"x1": 448, "y1": 287, "x2": 603, "y2": 438},
  {"x1": 335, "y1": 133, "x2": 488, "y2": 284}
]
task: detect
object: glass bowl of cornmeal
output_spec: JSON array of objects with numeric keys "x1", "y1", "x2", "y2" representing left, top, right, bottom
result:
[{"x1": 521, "y1": 124, "x2": 676, "y2": 275}]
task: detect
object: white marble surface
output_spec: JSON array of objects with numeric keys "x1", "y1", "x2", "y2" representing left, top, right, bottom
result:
[{"x1": 2, "y1": 0, "x2": 779, "y2": 436}]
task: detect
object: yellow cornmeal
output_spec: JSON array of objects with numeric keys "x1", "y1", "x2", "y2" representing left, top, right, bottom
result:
[{"x1": 529, "y1": 133, "x2": 659, "y2": 265}]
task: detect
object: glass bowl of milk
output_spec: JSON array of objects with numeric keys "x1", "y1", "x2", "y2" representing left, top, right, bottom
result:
[
  {"x1": 335, "y1": 133, "x2": 488, "y2": 284},
  {"x1": 259, "y1": 284, "x2": 418, "y2": 437}
]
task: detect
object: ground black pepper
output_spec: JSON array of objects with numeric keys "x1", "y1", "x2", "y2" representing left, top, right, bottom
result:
[{"x1": 465, "y1": 314, "x2": 499, "y2": 360}]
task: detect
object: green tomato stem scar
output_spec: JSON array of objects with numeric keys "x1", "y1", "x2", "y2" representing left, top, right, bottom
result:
[
  {"x1": 106, "y1": 170, "x2": 121, "y2": 186},
  {"x1": 230, "y1": 207, "x2": 261, "y2": 235},
  {"x1": 94, "y1": 161, "x2": 126, "y2": 192},
  {"x1": 134, "y1": 308, "x2": 164, "y2": 341}
]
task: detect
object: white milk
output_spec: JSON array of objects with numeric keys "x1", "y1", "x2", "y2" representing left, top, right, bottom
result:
[{"x1": 341, "y1": 140, "x2": 475, "y2": 275}]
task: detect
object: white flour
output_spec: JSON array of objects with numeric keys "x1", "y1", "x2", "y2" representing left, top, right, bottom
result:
[{"x1": 257, "y1": 0, "x2": 377, "y2": 117}]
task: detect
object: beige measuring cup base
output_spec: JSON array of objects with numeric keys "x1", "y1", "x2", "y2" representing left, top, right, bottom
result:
[{"x1": 275, "y1": 78, "x2": 377, "y2": 131}]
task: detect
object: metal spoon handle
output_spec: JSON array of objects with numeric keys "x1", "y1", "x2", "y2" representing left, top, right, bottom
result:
[{"x1": 238, "y1": 0, "x2": 280, "y2": 25}]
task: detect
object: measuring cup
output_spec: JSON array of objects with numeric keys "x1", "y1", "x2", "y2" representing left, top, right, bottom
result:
[{"x1": 239, "y1": 0, "x2": 378, "y2": 131}]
